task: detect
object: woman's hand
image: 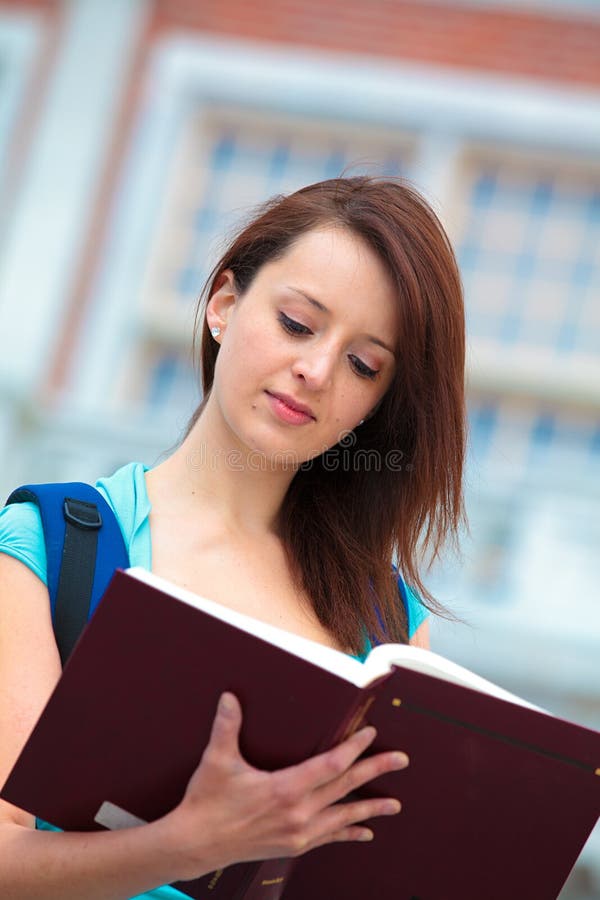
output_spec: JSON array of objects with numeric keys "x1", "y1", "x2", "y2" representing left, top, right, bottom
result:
[{"x1": 162, "y1": 692, "x2": 409, "y2": 881}]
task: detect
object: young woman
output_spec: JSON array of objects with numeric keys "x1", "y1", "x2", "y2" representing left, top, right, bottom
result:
[{"x1": 0, "y1": 176, "x2": 465, "y2": 898}]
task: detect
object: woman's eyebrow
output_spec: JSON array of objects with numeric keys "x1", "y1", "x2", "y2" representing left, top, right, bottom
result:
[
  {"x1": 286, "y1": 286, "x2": 396, "y2": 356},
  {"x1": 287, "y1": 286, "x2": 329, "y2": 314}
]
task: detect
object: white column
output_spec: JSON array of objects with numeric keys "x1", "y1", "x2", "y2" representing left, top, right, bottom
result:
[{"x1": 0, "y1": 0, "x2": 149, "y2": 396}]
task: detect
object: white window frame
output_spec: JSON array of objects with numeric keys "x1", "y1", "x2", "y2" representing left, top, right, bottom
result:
[{"x1": 68, "y1": 32, "x2": 600, "y2": 415}]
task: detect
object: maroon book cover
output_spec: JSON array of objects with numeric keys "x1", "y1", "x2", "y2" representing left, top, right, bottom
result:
[
  {"x1": 0, "y1": 568, "x2": 371, "y2": 899},
  {"x1": 283, "y1": 669, "x2": 600, "y2": 899},
  {"x1": 2, "y1": 568, "x2": 600, "y2": 899}
]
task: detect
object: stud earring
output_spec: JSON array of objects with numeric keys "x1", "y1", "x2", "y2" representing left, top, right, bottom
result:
[{"x1": 210, "y1": 326, "x2": 221, "y2": 338}]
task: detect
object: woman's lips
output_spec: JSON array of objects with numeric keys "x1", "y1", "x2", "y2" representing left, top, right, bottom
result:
[{"x1": 266, "y1": 391, "x2": 315, "y2": 425}]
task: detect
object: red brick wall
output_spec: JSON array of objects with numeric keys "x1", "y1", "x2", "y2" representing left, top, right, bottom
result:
[
  {"x1": 0, "y1": 0, "x2": 57, "y2": 9},
  {"x1": 152, "y1": 0, "x2": 600, "y2": 89},
  {"x1": 6, "y1": 0, "x2": 599, "y2": 88}
]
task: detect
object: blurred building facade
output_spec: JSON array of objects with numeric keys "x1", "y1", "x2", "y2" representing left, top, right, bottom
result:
[{"x1": 0, "y1": 0, "x2": 599, "y2": 894}]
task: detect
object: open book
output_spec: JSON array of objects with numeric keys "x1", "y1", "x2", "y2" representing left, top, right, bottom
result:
[{"x1": 2, "y1": 567, "x2": 600, "y2": 899}]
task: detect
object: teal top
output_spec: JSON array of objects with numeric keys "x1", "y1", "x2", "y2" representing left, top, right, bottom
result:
[{"x1": 0, "y1": 462, "x2": 429, "y2": 900}]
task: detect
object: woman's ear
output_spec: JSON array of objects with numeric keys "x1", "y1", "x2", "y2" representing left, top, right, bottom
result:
[{"x1": 206, "y1": 270, "x2": 237, "y2": 340}]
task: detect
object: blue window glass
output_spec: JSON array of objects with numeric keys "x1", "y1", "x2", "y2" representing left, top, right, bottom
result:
[{"x1": 459, "y1": 168, "x2": 600, "y2": 355}]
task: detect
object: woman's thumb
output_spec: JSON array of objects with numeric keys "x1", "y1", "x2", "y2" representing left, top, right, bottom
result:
[{"x1": 207, "y1": 692, "x2": 243, "y2": 755}]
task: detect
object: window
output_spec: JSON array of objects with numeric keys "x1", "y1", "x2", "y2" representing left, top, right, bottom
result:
[{"x1": 458, "y1": 156, "x2": 600, "y2": 356}]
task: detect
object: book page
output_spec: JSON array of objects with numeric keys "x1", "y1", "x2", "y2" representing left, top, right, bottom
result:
[
  {"x1": 126, "y1": 569, "x2": 550, "y2": 711},
  {"x1": 364, "y1": 644, "x2": 550, "y2": 713}
]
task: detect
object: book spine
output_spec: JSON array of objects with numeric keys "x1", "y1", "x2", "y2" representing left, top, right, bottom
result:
[
  {"x1": 238, "y1": 858, "x2": 297, "y2": 899},
  {"x1": 176, "y1": 682, "x2": 389, "y2": 899},
  {"x1": 175, "y1": 857, "x2": 296, "y2": 900},
  {"x1": 316, "y1": 678, "x2": 389, "y2": 754},
  {"x1": 173, "y1": 861, "x2": 258, "y2": 899},
  {"x1": 266, "y1": 682, "x2": 388, "y2": 898}
]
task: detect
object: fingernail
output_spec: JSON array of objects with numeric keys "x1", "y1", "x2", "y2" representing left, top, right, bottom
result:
[
  {"x1": 392, "y1": 752, "x2": 409, "y2": 768},
  {"x1": 358, "y1": 829, "x2": 374, "y2": 841},
  {"x1": 359, "y1": 725, "x2": 376, "y2": 741},
  {"x1": 219, "y1": 693, "x2": 234, "y2": 714},
  {"x1": 384, "y1": 799, "x2": 401, "y2": 814}
]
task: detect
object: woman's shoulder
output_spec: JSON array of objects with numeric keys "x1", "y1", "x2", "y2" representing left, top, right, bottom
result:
[
  {"x1": 95, "y1": 461, "x2": 148, "y2": 500},
  {"x1": 0, "y1": 501, "x2": 47, "y2": 584},
  {"x1": 0, "y1": 462, "x2": 150, "y2": 584},
  {"x1": 96, "y1": 461, "x2": 151, "y2": 567}
]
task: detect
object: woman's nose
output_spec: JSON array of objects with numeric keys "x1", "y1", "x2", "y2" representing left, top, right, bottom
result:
[{"x1": 291, "y1": 348, "x2": 335, "y2": 391}]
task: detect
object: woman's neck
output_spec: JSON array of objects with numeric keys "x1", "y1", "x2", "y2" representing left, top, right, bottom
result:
[{"x1": 147, "y1": 407, "x2": 298, "y2": 538}]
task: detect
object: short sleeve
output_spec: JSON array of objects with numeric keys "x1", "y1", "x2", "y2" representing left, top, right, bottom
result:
[
  {"x1": 0, "y1": 501, "x2": 48, "y2": 584},
  {"x1": 396, "y1": 572, "x2": 429, "y2": 639}
]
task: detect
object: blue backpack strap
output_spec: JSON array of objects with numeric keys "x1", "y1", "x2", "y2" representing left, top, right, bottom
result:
[{"x1": 5, "y1": 483, "x2": 129, "y2": 665}]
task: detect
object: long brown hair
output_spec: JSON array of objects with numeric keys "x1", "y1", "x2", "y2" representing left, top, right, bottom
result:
[{"x1": 190, "y1": 176, "x2": 466, "y2": 652}]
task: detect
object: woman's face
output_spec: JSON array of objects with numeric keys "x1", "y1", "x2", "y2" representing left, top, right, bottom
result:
[{"x1": 206, "y1": 225, "x2": 399, "y2": 466}]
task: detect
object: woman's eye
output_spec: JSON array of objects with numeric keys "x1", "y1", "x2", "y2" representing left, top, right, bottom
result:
[
  {"x1": 278, "y1": 313, "x2": 378, "y2": 379},
  {"x1": 278, "y1": 312, "x2": 312, "y2": 336},
  {"x1": 349, "y1": 354, "x2": 378, "y2": 380}
]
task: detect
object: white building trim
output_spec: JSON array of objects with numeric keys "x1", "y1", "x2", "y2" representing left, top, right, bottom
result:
[
  {"x1": 0, "y1": 9, "x2": 43, "y2": 235},
  {"x1": 69, "y1": 32, "x2": 600, "y2": 411},
  {"x1": 0, "y1": 0, "x2": 150, "y2": 395}
]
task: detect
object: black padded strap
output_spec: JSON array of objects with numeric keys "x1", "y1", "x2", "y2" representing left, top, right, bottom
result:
[{"x1": 54, "y1": 498, "x2": 102, "y2": 666}]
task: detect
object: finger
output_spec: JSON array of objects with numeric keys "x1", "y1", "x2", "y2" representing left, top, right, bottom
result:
[
  {"x1": 314, "y1": 749, "x2": 409, "y2": 810},
  {"x1": 311, "y1": 795, "x2": 401, "y2": 843},
  {"x1": 280, "y1": 726, "x2": 378, "y2": 795},
  {"x1": 203, "y1": 692, "x2": 244, "y2": 761},
  {"x1": 304, "y1": 825, "x2": 375, "y2": 852}
]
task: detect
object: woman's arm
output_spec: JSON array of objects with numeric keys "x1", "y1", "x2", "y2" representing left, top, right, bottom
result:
[
  {"x1": 0, "y1": 554, "x2": 179, "y2": 900},
  {"x1": 0, "y1": 554, "x2": 409, "y2": 900}
]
